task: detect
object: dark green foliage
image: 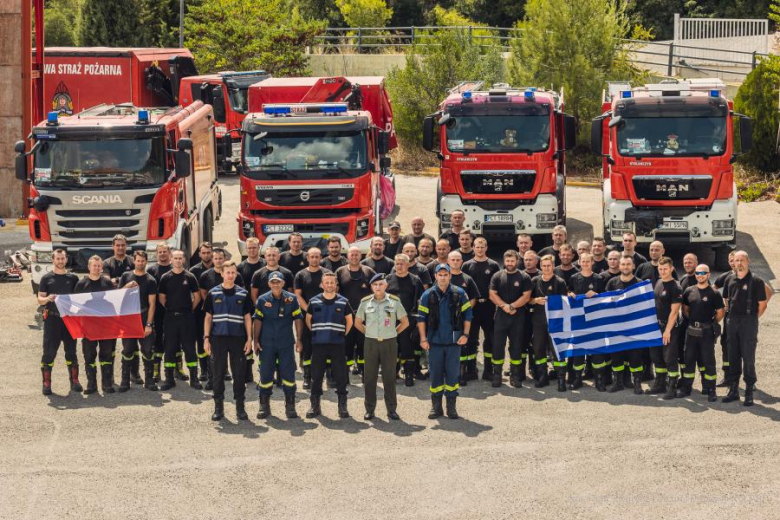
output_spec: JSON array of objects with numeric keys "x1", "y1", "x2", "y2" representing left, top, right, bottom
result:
[{"x1": 734, "y1": 58, "x2": 780, "y2": 172}]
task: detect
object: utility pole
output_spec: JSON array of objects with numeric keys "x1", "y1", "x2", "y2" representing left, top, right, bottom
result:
[{"x1": 179, "y1": 0, "x2": 184, "y2": 48}]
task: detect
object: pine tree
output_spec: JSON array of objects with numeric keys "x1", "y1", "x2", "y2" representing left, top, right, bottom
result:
[{"x1": 79, "y1": 0, "x2": 145, "y2": 47}]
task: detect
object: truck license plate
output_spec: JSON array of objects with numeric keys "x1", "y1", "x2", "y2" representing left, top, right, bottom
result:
[
  {"x1": 659, "y1": 221, "x2": 687, "y2": 230},
  {"x1": 485, "y1": 214, "x2": 513, "y2": 223},
  {"x1": 263, "y1": 224, "x2": 295, "y2": 233}
]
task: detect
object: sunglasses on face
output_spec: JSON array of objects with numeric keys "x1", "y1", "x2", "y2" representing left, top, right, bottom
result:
[{"x1": 695, "y1": 271, "x2": 709, "y2": 276}]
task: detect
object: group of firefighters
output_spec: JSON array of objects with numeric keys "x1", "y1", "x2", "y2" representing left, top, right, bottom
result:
[{"x1": 36, "y1": 209, "x2": 771, "y2": 422}]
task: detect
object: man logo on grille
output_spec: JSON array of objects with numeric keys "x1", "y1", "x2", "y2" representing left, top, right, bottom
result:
[{"x1": 300, "y1": 191, "x2": 310, "y2": 202}]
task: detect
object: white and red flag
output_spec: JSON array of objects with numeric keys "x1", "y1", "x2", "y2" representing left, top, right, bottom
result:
[{"x1": 55, "y1": 287, "x2": 144, "y2": 340}]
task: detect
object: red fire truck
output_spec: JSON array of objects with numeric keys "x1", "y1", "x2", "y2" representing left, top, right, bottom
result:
[
  {"x1": 40, "y1": 47, "x2": 198, "y2": 115},
  {"x1": 15, "y1": 102, "x2": 220, "y2": 290},
  {"x1": 235, "y1": 76, "x2": 396, "y2": 255},
  {"x1": 179, "y1": 70, "x2": 271, "y2": 174},
  {"x1": 422, "y1": 82, "x2": 576, "y2": 240},
  {"x1": 591, "y1": 79, "x2": 752, "y2": 269}
]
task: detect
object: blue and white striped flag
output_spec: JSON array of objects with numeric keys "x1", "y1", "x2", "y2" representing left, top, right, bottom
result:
[{"x1": 545, "y1": 280, "x2": 662, "y2": 359}]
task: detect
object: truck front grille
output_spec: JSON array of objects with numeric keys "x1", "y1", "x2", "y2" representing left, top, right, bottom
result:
[
  {"x1": 632, "y1": 176, "x2": 712, "y2": 201},
  {"x1": 461, "y1": 170, "x2": 536, "y2": 195},
  {"x1": 255, "y1": 185, "x2": 354, "y2": 206}
]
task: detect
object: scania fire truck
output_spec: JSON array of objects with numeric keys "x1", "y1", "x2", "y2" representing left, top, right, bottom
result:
[
  {"x1": 236, "y1": 76, "x2": 396, "y2": 255},
  {"x1": 591, "y1": 79, "x2": 752, "y2": 269},
  {"x1": 422, "y1": 82, "x2": 576, "y2": 240},
  {"x1": 179, "y1": 70, "x2": 271, "y2": 174},
  {"x1": 16, "y1": 102, "x2": 221, "y2": 291}
]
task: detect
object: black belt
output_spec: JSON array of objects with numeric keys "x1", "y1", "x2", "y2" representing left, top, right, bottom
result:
[
  {"x1": 168, "y1": 311, "x2": 192, "y2": 317},
  {"x1": 691, "y1": 321, "x2": 712, "y2": 328},
  {"x1": 477, "y1": 298, "x2": 488, "y2": 303}
]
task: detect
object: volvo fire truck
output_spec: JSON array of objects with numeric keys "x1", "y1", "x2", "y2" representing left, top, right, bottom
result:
[
  {"x1": 16, "y1": 102, "x2": 221, "y2": 291},
  {"x1": 422, "y1": 82, "x2": 576, "y2": 240},
  {"x1": 591, "y1": 79, "x2": 752, "y2": 269},
  {"x1": 236, "y1": 76, "x2": 396, "y2": 255}
]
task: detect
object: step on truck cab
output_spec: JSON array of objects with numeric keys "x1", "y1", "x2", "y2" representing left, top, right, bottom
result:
[
  {"x1": 179, "y1": 70, "x2": 271, "y2": 175},
  {"x1": 16, "y1": 102, "x2": 221, "y2": 291},
  {"x1": 236, "y1": 76, "x2": 396, "y2": 256},
  {"x1": 422, "y1": 82, "x2": 577, "y2": 240},
  {"x1": 591, "y1": 79, "x2": 753, "y2": 270}
]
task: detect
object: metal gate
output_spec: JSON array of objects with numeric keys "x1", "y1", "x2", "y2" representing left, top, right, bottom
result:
[{"x1": 673, "y1": 13, "x2": 768, "y2": 54}]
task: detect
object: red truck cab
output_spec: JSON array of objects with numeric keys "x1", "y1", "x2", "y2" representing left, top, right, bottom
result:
[
  {"x1": 422, "y1": 83, "x2": 576, "y2": 240},
  {"x1": 236, "y1": 77, "x2": 396, "y2": 255},
  {"x1": 591, "y1": 79, "x2": 753, "y2": 269}
]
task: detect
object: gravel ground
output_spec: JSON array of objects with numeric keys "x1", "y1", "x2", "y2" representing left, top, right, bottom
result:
[{"x1": 1, "y1": 175, "x2": 779, "y2": 519}]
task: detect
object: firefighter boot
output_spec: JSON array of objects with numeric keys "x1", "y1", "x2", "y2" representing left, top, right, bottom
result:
[
  {"x1": 645, "y1": 373, "x2": 667, "y2": 395},
  {"x1": 118, "y1": 360, "x2": 131, "y2": 393},
  {"x1": 302, "y1": 365, "x2": 312, "y2": 390},
  {"x1": 337, "y1": 394, "x2": 350, "y2": 419},
  {"x1": 707, "y1": 386, "x2": 718, "y2": 402},
  {"x1": 153, "y1": 357, "x2": 162, "y2": 383},
  {"x1": 517, "y1": 358, "x2": 527, "y2": 383},
  {"x1": 198, "y1": 356, "x2": 209, "y2": 382},
  {"x1": 404, "y1": 361, "x2": 415, "y2": 387},
  {"x1": 557, "y1": 370, "x2": 567, "y2": 392},
  {"x1": 535, "y1": 365, "x2": 550, "y2": 388},
  {"x1": 722, "y1": 382, "x2": 740, "y2": 403},
  {"x1": 130, "y1": 355, "x2": 143, "y2": 385},
  {"x1": 211, "y1": 398, "x2": 224, "y2": 421},
  {"x1": 428, "y1": 394, "x2": 444, "y2": 419},
  {"x1": 467, "y1": 359, "x2": 479, "y2": 381},
  {"x1": 446, "y1": 395, "x2": 459, "y2": 419},
  {"x1": 583, "y1": 363, "x2": 594, "y2": 381},
  {"x1": 482, "y1": 361, "x2": 493, "y2": 381},
  {"x1": 632, "y1": 374, "x2": 643, "y2": 395},
  {"x1": 492, "y1": 367, "x2": 502, "y2": 388},
  {"x1": 509, "y1": 365, "x2": 523, "y2": 388},
  {"x1": 459, "y1": 362, "x2": 468, "y2": 387},
  {"x1": 69, "y1": 365, "x2": 83, "y2": 393},
  {"x1": 623, "y1": 368, "x2": 632, "y2": 387},
  {"x1": 175, "y1": 353, "x2": 188, "y2": 381},
  {"x1": 101, "y1": 364, "x2": 115, "y2": 394},
  {"x1": 663, "y1": 376, "x2": 678, "y2": 400},
  {"x1": 568, "y1": 371, "x2": 583, "y2": 390},
  {"x1": 143, "y1": 361, "x2": 158, "y2": 391},
  {"x1": 257, "y1": 394, "x2": 271, "y2": 419},
  {"x1": 595, "y1": 369, "x2": 606, "y2": 392},
  {"x1": 160, "y1": 368, "x2": 176, "y2": 391},
  {"x1": 84, "y1": 366, "x2": 98, "y2": 395},
  {"x1": 305, "y1": 395, "x2": 321, "y2": 418},
  {"x1": 189, "y1": 367, "x2": 203, "y2": 390},
  {"x1": 41, "y1": 367, "x2": 53, "y2": 396},
  {"x1": 236, "y1": 399, "x2": 248, "y2": 420},
  {"x1": 676, "y1": 377, "x2": 692, "y2": 398},
  {"x1": 285, "y1": 393, "x2": 298, "y2": 419},
  {"x1": 607, "y1": 370, "x2": 625, "y2": 393},
  {"x1": 743, "y1": 385, "x2": 754, "y2": 407}
]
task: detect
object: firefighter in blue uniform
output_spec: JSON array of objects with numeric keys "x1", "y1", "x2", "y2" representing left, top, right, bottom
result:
[
  {"x1": 254, "y1": 271, "x2": 304, "y2": 419},
  {"x1": 417, "y1": 264, "x2": 473, "y2": 420}
]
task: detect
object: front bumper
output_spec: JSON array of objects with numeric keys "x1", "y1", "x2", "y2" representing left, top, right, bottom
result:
[{"x1": 439, "y1": 194, "x2": 559, "y2": 236}]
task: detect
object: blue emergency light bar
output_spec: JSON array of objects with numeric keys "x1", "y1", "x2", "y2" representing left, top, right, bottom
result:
[
  {"x1": 320, "y1": 104, "x2": 348, "y2": 114},
  {"x1": 262, "y1": 103, "x2": 349, "y2": 116},
  {"x1": 47, "y1": 111, "x2": 58, "y2": 125},
  {"x1": 621, "y1": 91, "x2": 632, "y2": 99},
  {"x1": 710, "y1": 89, "x2": 720, "y2": 97},
  {"x1": 137, "y1": 110, "x2": 150, "y2": 124},
  {"x1": 524, "y1": 90, "x2": 535, "y2": 100},
  {"x1": 263, "y1": 105, "x2": 292, "y2": 115},
  {"x1": 462, "y1": 91, "x2": 472, "y2": 100}
]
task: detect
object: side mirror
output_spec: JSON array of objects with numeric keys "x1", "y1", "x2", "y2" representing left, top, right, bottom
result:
[
  {"x1": 422, "y1": 116, "x2": 434, "y2": 151},
  {"x1": 380, "y1": 156, "x2": 391, "y2": 170},
  {"x1": 590, "y1": 119, "x2": 603, "y2": 156},
  {"x1": 175, "y1": 137, "x2": 192, "y2": 178},
  {"x1": 739, "y1": 116, "x2": 753, "y2": 154},
  {"x1": 222, "y1": 133, "x2": 233, "y2": 160},
  {"x1": 178, "y1": 138, "x2": 193, "y2": 151},
  {"x1": 212, "y1": 87, "x2": 227, "y2": 123},
  {"x1": 378, "y1": 131, "x2": 390, "y2": 155},
  {"x1": 563, "y1": 114, "x2": 577, "y2": 151},
  {"x1": 14, "y1": 140, "x2": 27, "y2": 181}
]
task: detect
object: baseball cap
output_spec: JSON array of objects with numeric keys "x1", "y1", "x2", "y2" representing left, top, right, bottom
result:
[
  {"x1": 268, "y1": 271, "x2": 285, "y2": 283},
  {"x1": 434, "y1": 263, "x2": 451, "y2": 273},
  {"x1": 388, "y1": 221, "x2": 401, "y2": 230}
]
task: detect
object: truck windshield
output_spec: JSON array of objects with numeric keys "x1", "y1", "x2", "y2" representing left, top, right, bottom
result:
[
  {"x1": 445, "y1": 115, "x2": 550, "y2": 153},
  {"x1": 33, "y1": 137, "x2": 166, "y2": 189},
  {"x1": 616, "y1": 116, "x2": 727, "y2": 157},
  {"x1": 243, "y1": 131, "x2": 367, "y2": 179}
]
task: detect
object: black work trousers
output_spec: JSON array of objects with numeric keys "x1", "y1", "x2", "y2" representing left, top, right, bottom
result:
[
  {"x1": 163, "y1": 312, "x2": 197, "y2": 370},
  {"x1": 650, "y1": 322, "x2": 681, "y2": 377},
  {"x1": 725, "y1": 314, "x2": 759, "y2": 386},
  {"x1": 492, "y1": 310, "x2": 524, "y2": 368},
  {"x1": 210, "y1": 336, "x2": 247, "y2": 401},
  {"x1": 682, "y1": 328, "x2": 717, "y2": 387},
  {"x1": 311, "y1": 343, "x2": 348, "y2": 397},
  {"x1": 41, "y1": 313, "x2": 78, "y2": 368},
  {"x1": 344, "y1": 324, "x2": 365, "y2": 368},
  {"x1": 121, "y1": 333, "x2": 156, "y2": 363},
  {"x1": 468, "y1": 300, "x2": 495, "y2": 364},
  {"x1": 82, "y1": 339, "x2": 117, "y2": 368}
]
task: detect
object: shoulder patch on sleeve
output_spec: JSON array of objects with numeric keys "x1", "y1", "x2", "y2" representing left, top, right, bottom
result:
[
  {"x1": 361, "y1": 294, "x2": 373, "y2": 302},
  {"x1": 388, "y1": 294, "x2": 400, "y2": 301}
]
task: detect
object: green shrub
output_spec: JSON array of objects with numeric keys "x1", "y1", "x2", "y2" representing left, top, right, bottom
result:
[{"x1": 734, "y1": 57, "x2": 780, "y2": 173}]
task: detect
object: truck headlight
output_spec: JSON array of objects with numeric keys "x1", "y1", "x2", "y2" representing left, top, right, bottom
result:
[
  {"x1": 146, "y1": 250, "x2": 158, "y2": 263},
  {"x1": 536, "y1": 213, "x2": 556, "y2": 229},
  {"x1": 611, "y1": 219, "x2": 631, "y2": 231},
  {"x1": 440, "y1": 213, "x2": 451, "y2": 224},
  {"x1": 32, "y1": 251, "x2": 53, "y2": 263},
  {"x1": 712, "y1": 219, "x2": 734, "y2": 236},
  {"x1": 242, "y1": 219, "x2": 255, "y2": 238},
  {"x1": 356, "y1": 218, "x2": 369, "y2": 239}
]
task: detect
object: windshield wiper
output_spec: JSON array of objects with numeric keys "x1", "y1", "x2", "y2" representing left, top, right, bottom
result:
[
  {"x1": 320, "y1": 162, "x2": 355, "y2": 177},
  {"x1": 257, "y1": 163, "x2": 298, "y2": 178}
]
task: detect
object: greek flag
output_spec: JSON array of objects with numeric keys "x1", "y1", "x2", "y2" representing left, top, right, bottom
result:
[{"x1": 545, "y1": 280, "x2": 662, "y2": 359}]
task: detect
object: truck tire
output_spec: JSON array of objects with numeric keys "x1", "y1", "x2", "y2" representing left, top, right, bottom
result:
[
  {"x1": 436, "y1": 179, "x2": 443, "y2": 236},
  {"x1": 714, "y1": 245, "x2": 733, "y2": 272},
  {"x1": 202, "y1": 207, "x2": 214, "y2": 245},
  {"x1": 556, "y1": 174, "x2": 566, "y2": 226}
]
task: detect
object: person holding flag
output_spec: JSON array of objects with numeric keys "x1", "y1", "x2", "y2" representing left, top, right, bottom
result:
[{"x1": 529, "y1": 255, "x2": 569, "y2": 391}]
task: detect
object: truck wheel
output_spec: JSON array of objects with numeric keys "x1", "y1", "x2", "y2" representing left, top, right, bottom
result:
[
  {"x1": 602, "y1": 223, "x2": 614, "y2": 247},
  {"x1": 436, "y1": 179, "x2": 443, "y2": 235},
  {"x1": 374, "y1": 199, "x2": 382, "y2": 236},
  {"x1": 714, "y1": 245, "x2": 732, "y2": 272},
  {"x1": 202, "y1": 207, "x2": 214, "y2": 245},
  {"x1": 556, "y1": 174, "x2": 566, "y2": 225}
]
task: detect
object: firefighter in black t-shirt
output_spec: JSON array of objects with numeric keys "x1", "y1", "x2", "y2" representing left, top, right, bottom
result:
[
  {"x1": 677, "y1": 252, "x2": 698, "y2": 372},
  {"x1": 456, "y1": 229, "x2": 475, "y2": 263},
  {"x1": 188, "y1": 242, "x2": 214, "y2": 383},
  {"x1": 279, "y1": 232, "x2": 307, "y2": 276},
  {"x1": 251, "y1": 247, "x2": 295, "y2": 301},
  {"x1": 553, "y1": 244, "x2": 580, "y2": 287},
  {"x1": 647, "y1": 257, "x2": 683, "y2": 400},
  {"x1": 37, "y1": 249, "x2": 81, "y2": 395},
  {"x1": 102, "y1": 234, "x2": 133, "y2": 287},
  {"x1": 721, "y1": 251, "x2": 771, "y2": 407},
  {"x1": 75, "y1": 255, "x2": 118, "y2": 394},
  {"x1": 386, "y1": 254, "x2": 425, "y2": 387},
  {"x1": 384, "y1": 221, "x2": 405, "y2": 259},
  {"x1": 321, "y1": 237, "x2": 348, "y2": 272},
  {"x1": 590, "y1": 237, "x2": 609, "y2": 274},
  {"x1": 237, "y1": 237, "x2": 266, "y2": 291},
  {"x1": 294, "y1": 247, "x2": 331, "y2": 389},
  {"x1": 438, "y1": 209, "x2": 466, "y2": 251},
  {"x1": 538, "y1": 225, "x2": 578, "y2": 266},
  {"x1": 158, "y1": 250, "x2": 202, "y2": 391},
  {"x1": 635, "y1": 240, "x2": 678, "y2": 285},
  {"x1": 462, "y1": 237, "x2": 500, "y2": 381},
  {"x1": 402, "y1": 216, "x2": 436, "y2": 251},
  {"x1": 448, "y1": 251, "x2": 480, "y2": 386},
  {"x1": 567, "y1": 253, "x2": 605, "y2": 390},
  {"x1": 529, "y1": 255, "x2": 569, "y2": 391},
  {"x1": 361, "y1": 236, "x2": 394, "y2": 275},
  {"x1": 679, "y1": 264, "x2": 725, "y2": 402},
  {"x1": 118, "y1": 251, "x2": 158, "y2": 391},
  {"x1": 488, "y1": 250, "x2": 532, "y2": 388},
  {"x1": 605, "y1": 255, "x2": 644, "y2": 393},
  {"x1": 401, "y1": 242, "x2": 432, "y2": 288},
  {"x1": 148, "y1": 243, "x2": 173, "y2": 382},
  {"x1": 335, "y1": 247, "x2": 376, "y2": 377},
  {"x1": 713, "y1": 250, "x2": 736, "y2": 386}
]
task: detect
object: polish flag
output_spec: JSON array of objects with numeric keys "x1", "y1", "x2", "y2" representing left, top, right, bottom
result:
[{"x1": 55, "y1": 287, "x2": 144, "y2": 340}]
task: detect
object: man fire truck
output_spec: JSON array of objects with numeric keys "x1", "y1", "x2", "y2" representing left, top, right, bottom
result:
[
  {"x1": 591, "y1": 79, "x2": 752, "y2": 270},
  {"x1": 236, "y1": 76, "x2": 396, "y2": 256},
  {"x1": 179, "y1": 70, "x2": 270, "y2": 174},
  {"x1": 16, "y1": 102, "x2": 221, "y2": 292},
  {"x1": 422, "y1": 82, "x2": 577, "y2": 241}
]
